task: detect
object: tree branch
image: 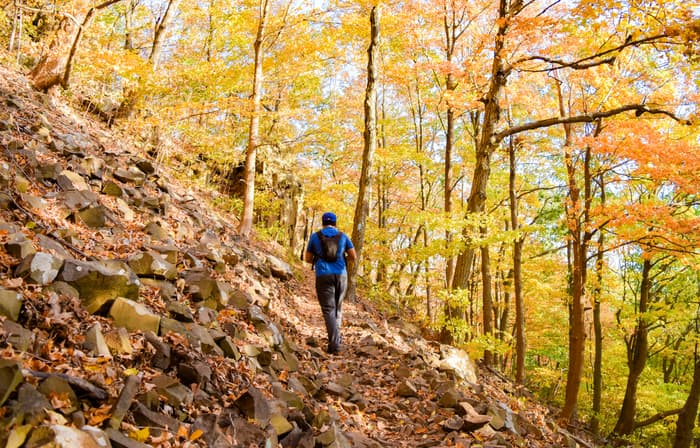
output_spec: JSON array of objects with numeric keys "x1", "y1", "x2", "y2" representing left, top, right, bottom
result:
[
  {"x1": 494, "y1": 104, "x2": 688, "y2": 142},
  {"x1": 633, "y1": 408, "x2": 683, "y2": 430},
  {"x1": 524, "y1": 55, "x2": 616, "y2": 71},
  {"x1": 515, "y1": 34, "x2": 669, "y2": 71}
]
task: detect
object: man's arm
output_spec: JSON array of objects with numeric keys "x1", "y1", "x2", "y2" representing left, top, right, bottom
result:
[
  {"x1": 345, "y1": 247, "x2": 357, "y2": 261},
  {"x1": 304, "y1": 250, "x2": 315, "y2": 263}
]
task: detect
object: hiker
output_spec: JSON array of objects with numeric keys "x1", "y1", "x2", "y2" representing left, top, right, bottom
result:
[{"x1": 304, "y1": 212, "x2": 356, "y2": 354}]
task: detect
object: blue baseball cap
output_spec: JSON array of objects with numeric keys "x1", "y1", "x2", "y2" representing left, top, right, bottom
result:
[{"x1": 322, "y1": 212, "x2": 337, "y2": 225}]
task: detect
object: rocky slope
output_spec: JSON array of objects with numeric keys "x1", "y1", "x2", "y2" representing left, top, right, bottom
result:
[{"x1": 0, "y1": 64, "x2": 585, "y2": 447}]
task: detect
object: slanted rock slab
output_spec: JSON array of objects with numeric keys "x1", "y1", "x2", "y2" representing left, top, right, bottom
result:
[
  {"x1": 75, "y1": 206, "x2": 107, "y2": 228},
  {"x1": 109, "y1": 373, "x2": 142, "y2": 429},
  {"x1": 109, "y1": 297, "x2": 160, "y2": 334},
  {"x1": 58, "y1": 259, "x2": 140, "y2": 314},
  {"x1": 4, "y1": 320, "x2": 34, "y2": 351},
  {"x1": 234, "y1": 387, "x2": 271, "y2": 426},
  {"x1": 267, "y1": 254, "x2": 293, "y2": 280},
  {"x1": 270, "y1": 414, "x2": 294, "y2": 436},
  {"x1": 105, "y1": 428, "x2": 150, "y2": 448},
  {"x1": 438, "y1": 345, "x2": 478, "y2": 384},
  {"x1": 128, "y1": 251, "x2": 177, "y2": 280},
  {"x1": 38, "y1": 376, "x2": 79, "y2": 413},
  {"x1": 50, "y1": 424, "x2": 102, "y2": 448},
  {"x1": 396, "y1": 380, "x2": 419, "y2": 398},
  {"x1": 0, "y1": 288, "x2": 22, "y2": 321},
  {"x1": 84, "y1": 323, "x2": 112, "y2": 357},
  {"x1": 0, "y1": 359, "x2": 23, "y2": 406},
  {"x1": 57, "y1": 170, "x2": 90, "y2": 191},
  {"x1": 5, "y1": 232, "x2": 35, "y2": 259},
  {"x1": 153, "y1": 375, "x2": 193, "y2": 407},
  {"x1": 15, "y1": 252, "x2": 63, "y2": 285}
]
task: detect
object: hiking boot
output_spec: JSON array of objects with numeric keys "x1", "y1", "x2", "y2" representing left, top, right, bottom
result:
[{"x1": 327, "y1": 346, "x2": 344, "y2": 355}]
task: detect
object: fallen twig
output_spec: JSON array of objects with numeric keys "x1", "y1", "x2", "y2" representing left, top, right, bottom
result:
[{"x1": 23, "y1": 369, "x2": 108, "y2": 400}]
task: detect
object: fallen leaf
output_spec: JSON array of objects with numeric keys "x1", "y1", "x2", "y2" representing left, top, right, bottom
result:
[
  {"x1": 5, "y1": 278, "x2": 23, "y2": 288},
  {"x1": 86, "y1": 404, "x2": 113, "y2": 426},
  {"x1": 177, "y1": 425, "x2": 189, "y2": 439},
  {"x1": 131, "y1": 427, "x2": 150, "y2": 442},
  {"x1": 6, "y1": 424, "x2": 32, "y2": 448},
  {"x1": 189, "y1": 429, "x2": 204, "y2": 441}
]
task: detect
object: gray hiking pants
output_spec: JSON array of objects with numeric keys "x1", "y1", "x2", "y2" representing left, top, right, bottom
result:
[{"x1": 315, "y1": 273, "x2": 347, "y2": 352}]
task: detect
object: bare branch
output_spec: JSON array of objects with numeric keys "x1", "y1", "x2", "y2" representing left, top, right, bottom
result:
[
  {"x1": 633, "y1": 408, "x2": 683, "y2": 430},
  {"x1": 494, "y1": 105, "x2": 688, "y2": 142},
  {"x1": 515, "y1": 34, "x2": 669, "y2": 72},
  {"x1": 523, "y1": 56, "x2": 616, "y2": 71},
  {"x1": 536, "y1": 0, "x2": 562, "y2": 17}
]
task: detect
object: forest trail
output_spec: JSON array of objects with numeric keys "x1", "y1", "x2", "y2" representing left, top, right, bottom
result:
[{"x1": 269, "y1": 267, "x2": 483, "y2": 447}]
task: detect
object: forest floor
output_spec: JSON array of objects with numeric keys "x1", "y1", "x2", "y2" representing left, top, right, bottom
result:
[{"x1": 264, "y1": 264, "x2": 575, "y2": 447}]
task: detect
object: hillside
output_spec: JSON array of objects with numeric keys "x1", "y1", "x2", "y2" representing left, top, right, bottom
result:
[{"x1": 0, "y1": 65, "x2": 587, "y2": 447}]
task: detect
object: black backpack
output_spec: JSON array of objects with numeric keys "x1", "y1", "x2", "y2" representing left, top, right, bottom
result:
[{"x1": 317, "y1": 231, "x2": 342, "y2": 262}]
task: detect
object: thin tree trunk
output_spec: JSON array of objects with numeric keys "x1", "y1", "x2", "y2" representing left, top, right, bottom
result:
[
  {"x1": 238, "y1": 0, "x2": 269, "y2": 237},
  {"x1": 559, "y1": 81, "x2": 587, "y2": 422},
  {"x1": 409, "y1": 72, "x2": 431, "y2": 320},
  {"x1": 442, "y1": 2, "x2": 466, "y2": 290},
  {"x1": 9, "y1": 2, "x2": 21, "y2": 52},
  {"x1": 509, "y1": 138, "x2": 526, "y2": 384},
  {"x1": 445, "y1": 85, "x2": 456, "y2": 287},
  {"x1": 562, "y1": 224, "x2": 586, "y2": 421},
  {"x1": 613, "y1": 258, "x2": 652, "y2": 435},
  {"x1": 451, "y1": 0, "x2": 509, "y2": 291},
  {"x1": 63, "y1": 7, "x2": 96, "y2": 87},
  {"x1": 348, "y1": 5, "x2": 380, "y2": 302},
  {"x1": 445, "y1": 0, "x2": 508, "y2": 347},
  {"x1": 481, "y1": 239, "x2": 493, "y2": 367},
  {"x1": 205, "y1": 0, "x2": 215, "y2": 61},
  {"x1": 591, "y1": 174, "x2": 605, "y2": 435},
  {"x1": 673, "y1": 315, "x2": 700, "y2": 448},
  {"x1": 124, "y1": 0, "x2": 134, "y2": 50},
  {"x1": 376, "y1": 90, "x2": 388, "y2": 284},
  {"x1": 149, "y1": 0, "x2": 182, "y2": 70}
]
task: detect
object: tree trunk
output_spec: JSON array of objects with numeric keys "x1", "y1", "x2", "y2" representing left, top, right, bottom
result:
[
  {"x1": 376, "y1": 92, "x2": 388, "y2": 284},
  {"x1": 481, "y1": 239, "x2": 493, "y2": 366},
  {"x1": 442, "y1": 2, "x2": 467, "y2": 290},
  {"x1": 149, "y1": 0, "x2": 182, "y2": 70},
  {"x1": 347, "y1": 5, "x2": 380, "y2": 302},
  {"x1": 509, "y1": 138, "x2": 526, "y2": 384},
  {"x1": 558, "y1": 82, "x2": 599, "y2": 423},
  {"x1": 238, "y1": 0, "x2": 269, "y2": 237},
  {"x1": 450, "y1": 0, "x2": 509, "y2": 291},
  {"x1": 560, "y1": 102, "x2": 581, "y2": 422},
  {"x1": 124, "y1": 0, "x2": 135, "y2": 50},
  {"x1": 28, "y1": 0, "x2": 122, "y2": 90},
  {"x1": 29, "y1": 8, "x2": 83, "y2": 90},
  {"x1": 673, "y1": 335, "x2": 700, "y2": 448},
  {"x1": 613, "y1": 258, "x2": 652, "y2": 436},
  {"x1": 561, "y1": 227, "x2": 586, "y2": 421},
  {"x1": 445, "y1": 83, "x2": 456, "y2": 287},
  {"x1": 409, "y1": 73, "x2": 431, "y2": 320},
  {"x1": 8, "y1": 2, "x2": 21, "y2": 52},
  {"x1": 591, "y1": 175, "x2": 605, "y2": 435}
]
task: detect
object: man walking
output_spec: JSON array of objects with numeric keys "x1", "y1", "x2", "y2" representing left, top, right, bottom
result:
[{"x1": 305, "y1": 212, "x2": 356, "y2": 354}]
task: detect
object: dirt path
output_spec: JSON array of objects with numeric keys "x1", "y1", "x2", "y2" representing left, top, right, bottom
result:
[{"x1": 270, "y1": 270, "x2": 459, "y2": 447}]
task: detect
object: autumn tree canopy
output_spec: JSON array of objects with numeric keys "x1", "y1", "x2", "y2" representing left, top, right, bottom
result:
[{"x1": 3, "y1": 0, "x2": 698, "y2": 444}]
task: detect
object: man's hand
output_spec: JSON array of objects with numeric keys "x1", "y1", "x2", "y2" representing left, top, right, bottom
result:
[{"x1": 304, "y1": 251, "x2": 315, "y2": 263}]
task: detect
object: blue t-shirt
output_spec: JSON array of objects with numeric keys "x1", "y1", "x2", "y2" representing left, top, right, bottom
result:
[{"x1": 307, "y1": 227, "x2": 354, "y2": 276}]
